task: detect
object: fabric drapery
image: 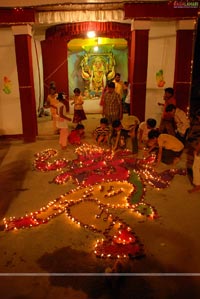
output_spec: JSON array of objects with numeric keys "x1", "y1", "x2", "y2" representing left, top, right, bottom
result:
[
  {"x1": 37, "y1": 10, "x2": 124, "y2": 25},
  {"x1": 129, "y1": 29, "x2": 149, "y2": 121},
  {"x1": 174, "y1": 30, "x2": 194, "y2": 111},
  {"x1": 45, "y1": 20, "x2": 131, "y2": 41}
]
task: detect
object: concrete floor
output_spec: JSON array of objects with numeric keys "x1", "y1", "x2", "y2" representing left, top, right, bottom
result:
[{"x1": 0, "y1": 114, "x2": 200, "y2": 299}]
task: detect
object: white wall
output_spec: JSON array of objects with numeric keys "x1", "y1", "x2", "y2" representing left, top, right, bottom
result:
[
  {"x1": 32, "y1": 38, "x2": 44, "y2": 114},
  {"x1": 0, "y1": 23, "x2": 177, "y2": 135},
  {"x1": 0, "y1": 28, "x2": 22, "y2": 135},
  {"x1": 145, "y1": 21, "x2": 176, "y2": 125},
  {"x1": 0, "y1": 27, "x2": 44, "y2": 136}
]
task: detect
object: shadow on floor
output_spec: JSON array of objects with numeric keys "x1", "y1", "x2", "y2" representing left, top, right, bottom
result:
[
  {"x1": 0, "y1": 140, "x2": 11, "y2": 165},
  {"x1": 37, "y1": 245, "x2": 200, "y2": 299},
  {"x1": 0, "y1": 150, "x2": 31, "y2": 220}
]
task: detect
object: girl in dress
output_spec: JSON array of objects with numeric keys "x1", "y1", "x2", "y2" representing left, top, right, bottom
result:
[
  {"x1": 71, "y1": 88, "x2": 87, "y2": 124},
  {"x1": 56, "y1": 93, "x2": 72, "y2": 150}
]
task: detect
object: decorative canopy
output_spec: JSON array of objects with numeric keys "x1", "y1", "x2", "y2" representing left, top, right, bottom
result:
[
  {"x1": 0, "y1": 0, "x2": 168, "y2": 7},
  {"x1": 45, "y1": 22, "x2": 131, "y2": 41}
]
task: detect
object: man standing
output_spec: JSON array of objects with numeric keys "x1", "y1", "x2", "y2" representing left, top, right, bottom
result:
[
  {"x1": 112, "y1": 73, "x2": 124, "y2": 102},
  {"x1": 103, "y1": 82, "x2": 123, "y2": 124}
]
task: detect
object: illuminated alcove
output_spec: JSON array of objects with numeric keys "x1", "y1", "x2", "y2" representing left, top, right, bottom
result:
[{"x1": 67, "y1": 37, "x2": 128, "y2": 99}]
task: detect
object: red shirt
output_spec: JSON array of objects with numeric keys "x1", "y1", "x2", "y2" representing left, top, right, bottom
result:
[
  {"x1": 162, "y1": 97, "x2": 176, "y2": 120},
  {"x1": 68, "y1": 130, "x2": 81, "y2": 145}
]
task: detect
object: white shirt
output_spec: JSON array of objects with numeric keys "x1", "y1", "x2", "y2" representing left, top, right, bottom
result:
[
  {"x1": 56, "y1": 102, "x2": 69, "y2": 128},
  {"x1": 138, "y1": 121, "x2": 151, "y2": 142},
  {"x1": 125, "y1": 84, "x2": 130, "y2": 104},
  {"x1": 175, "y1": 108, "x2": 190, "y2": 136}
]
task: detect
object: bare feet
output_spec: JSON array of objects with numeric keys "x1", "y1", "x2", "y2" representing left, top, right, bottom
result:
[
  {"x1": 188, "y1": 185, "x2": 200, "y2": 193},
  {"x1": 173, "y1": 157, "x2": 180, "y2": 166},
  {"x1": 54, "y1": 129, "x2": 60, "y2": 135}
]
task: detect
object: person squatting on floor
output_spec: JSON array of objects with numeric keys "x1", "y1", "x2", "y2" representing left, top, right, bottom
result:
[
  {"x1": 165, "y1": 104, "x2": 190, "y2": 144},
  {"x1": 146, "y1": 129, "x2": 184, "y2": 167},
  {"x1": 110, "y1": 119, "x2": 139, "y2": 154},
  {"x1": 68, "y1": 124, "x2": 85, "y2": 145},
  {"x1": 138, "y1": 118, "x2": 157, "y2": 149},
  {"x1": 93, "y1": 117, "x2": 111, "y2": 146},
  {"x1": 122, "y1": 116, "x2": 140, "y2": 155},
  {"x1": 56, "y1": 92, "x2": 72, "y2": 150}
]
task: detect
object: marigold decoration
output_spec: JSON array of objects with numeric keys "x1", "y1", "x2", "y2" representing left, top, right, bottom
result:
[{"x1": 4, "y1": 144, "x2": 186, "y2": 259}]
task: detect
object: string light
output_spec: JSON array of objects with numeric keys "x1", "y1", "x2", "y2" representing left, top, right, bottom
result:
[{"x1": 4, "y1": 144, "x2": 186, "y2": 259}]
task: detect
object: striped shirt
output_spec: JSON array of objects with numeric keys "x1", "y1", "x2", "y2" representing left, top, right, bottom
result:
[
  {"x1": 94, "y1": 126, "x2": 110, "y2": 137},
  {"x1": 103, "y1": 91, "x2": 121, "y2": 120}
]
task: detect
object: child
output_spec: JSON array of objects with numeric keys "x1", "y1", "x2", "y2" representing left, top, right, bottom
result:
[
  {"x1": 158, "y1": 87, "x2": 176, "y2": 135},
  {"x1": 138, "y1": 118, "x2": 157, "y2": 148},
  {"x1": 93, "y1": 117, "x2": 110, "y2": 145},
  {"x1": 71, "y1": 88, "x2": 87, "y2": 124},
  {"x1": 122, "y1": 115, "x2": 140, "y2": 154},
  {"x1": 45, "y1": 82, "x2": 59, "y2": 134},
  {"x1": 147, "y1": 129, "x2": 184, "y2": 167},
  {"x1": 56, "y1": 92, "x2": 72, "y2": 150},
  {"x1": 68, "y1": 124, "x2": 85, "y2": 145},
  {"x1": 110, "y1": 119, "x2": 131, "y2": 152},
  {"x1": 188, "y1": 138, "x2": 200, "y2": 193}
]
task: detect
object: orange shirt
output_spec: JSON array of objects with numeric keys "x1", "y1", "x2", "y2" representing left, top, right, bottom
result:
[
  {"x1": 47, "y1": 93, "x2": 59, "y2": 116},
  {"x1": 112, "y1": 79, "x2": 123, "y2": 99},
  {"x1": 162, "y1": 97, "x2": 176, "y2": 120},
  {"x1": 72, "y1": 95, "x2": 84, "y2": 110}
]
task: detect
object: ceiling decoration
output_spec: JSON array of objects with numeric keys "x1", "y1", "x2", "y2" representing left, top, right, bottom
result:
[
  {"x1": 0, "y1": 1, "x2": 198, "y2": 37},
  {"x1": 0, "y1": 0, "x2": 169, "y2": 8}
]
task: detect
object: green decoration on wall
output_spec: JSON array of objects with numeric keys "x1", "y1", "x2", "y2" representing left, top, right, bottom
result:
[
  {"x1": 2, "y1": 76, "x2": 12, "y2": 94},
  {"x1": 156, "y1": 69, "x2": 165, "y2": 88}
]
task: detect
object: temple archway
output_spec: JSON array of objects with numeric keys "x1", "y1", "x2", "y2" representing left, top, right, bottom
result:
[{"x1": 41, "y1": 22, "x2": 131, "y2": 109}]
